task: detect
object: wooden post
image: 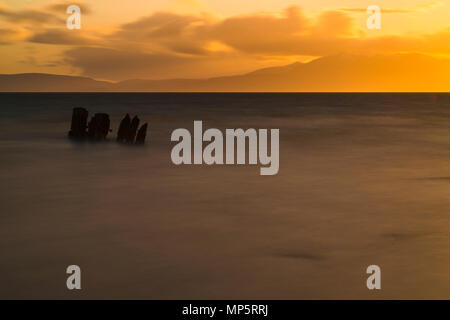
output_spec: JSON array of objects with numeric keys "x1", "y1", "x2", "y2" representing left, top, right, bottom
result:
[
  {"x1": 135, "y1": 123, "x2": 148, "y2": 144},
  {"x1": 68, "y1": 107, "x2": 88, "y2": 139},
  {"x1": 87, "y1": 113, "x2": 110, "y2": 140},
  {"x1": 126, "y1": 116, "x2": 140, "y2": 143},
  {"x1": 117, "y1": 114, "x2": 131, "y2": 142}
]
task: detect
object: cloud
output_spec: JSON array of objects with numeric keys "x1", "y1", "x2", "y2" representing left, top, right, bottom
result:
[
  {"x1": 28, "y1": 29, "x2": 96, "y2": 45},
  {"x1": 310, "y1": 10, "x2": 355, "y2": 37},
  {"x1": 0, "y1": 28, "x2": 28, "y2": 44},
  {"x1": 0, "y1": 2, "x2": 90, "y2": 29},
  {"x1": 45, "y1": 2, "x2": 92, "y2": 15},
  {"x1": 60, "y1": 6, "x2": 326, "y2": 79},
  {"x1": 57, "y1": 5, "x2": 450, "y2": 80},
  {"x1": 63, "y1": 45, "x2": 279, "y2": 80},
  {"x1": 103, "y1": 6, "x2": 356, "y2": 56},
  {"x1": 201, "y1": 6, "x2": 308, "y2": 53},
  {"x1": 110, "y1": 11, "x2": 209, "y2": 54},
  {"x1": 64, "y1": 47, "x2": 197, "y2": 80},
  {"x1": 3, "y1": 3, "x2": 450, "y2": 81},
  {"x1": 0, "y1": 7, "x2": 64, "y2": 24}
]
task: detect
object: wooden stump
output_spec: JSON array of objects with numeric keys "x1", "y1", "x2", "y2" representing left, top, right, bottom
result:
[
  {"x1": 87, "y1": 113, "x2": 110, "y2": 140},
  {"x1": 68, "y1": 107, "x2": 88, "y2": 139},
  {"x1": 126, "y1": 116, "x2": 140, "y2": 143},
  {"x1": 117, "y1": 114, "x2": 131, "y2": 142},
  {"x1": 135, "y1": 123, "x2": 148, "y2": 144}
]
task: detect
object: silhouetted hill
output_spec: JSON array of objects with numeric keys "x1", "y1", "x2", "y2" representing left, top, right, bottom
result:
[
  {"x1": 2, "y1": 54, "x2": 450, "y2": 92},
  {"x1": 0, "y1": 73, "x2": 112, "y2": 92}
]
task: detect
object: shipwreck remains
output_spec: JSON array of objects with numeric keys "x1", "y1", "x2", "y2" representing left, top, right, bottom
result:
[
  {"x1": 116, "y1": 114, "x2": 148, "y2": 144},
  {"x1": 68, "y1": 108, "x2": 148, "y2": 144},
  {"x1": 135, "y1": 123, "x2": 148, "y2": 144},
  {"x1": 68, "y1": 107, "x2": 88, "y2": 139},
  {"x1": 117, "y1": 114, "x2": 131, "y2": 142},
  {"x1": 128, "y1": 116, "x2": 140, "y2": 143},
  {"x1": 87, "y1": 113, "x2": 110, "y2": 140}
]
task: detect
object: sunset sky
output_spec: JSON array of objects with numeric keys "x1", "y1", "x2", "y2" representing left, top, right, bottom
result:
[{"x1": 1, "y1": 0, "x2": 450, "y2": 83}]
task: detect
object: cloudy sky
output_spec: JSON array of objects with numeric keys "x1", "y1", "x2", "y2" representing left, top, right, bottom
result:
[{"x1": 1, "y1": 0, "x2": 450, "y2": 81}]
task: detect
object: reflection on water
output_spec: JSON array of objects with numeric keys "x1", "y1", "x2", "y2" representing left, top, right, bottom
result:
[{"x1": 1, "y1": 93, "x2": 450, "y2": 299}]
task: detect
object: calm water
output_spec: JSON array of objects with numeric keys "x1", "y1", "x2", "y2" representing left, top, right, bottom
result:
[{"x1": 1, "y1": 93, "x2": 450, "y2": 299}]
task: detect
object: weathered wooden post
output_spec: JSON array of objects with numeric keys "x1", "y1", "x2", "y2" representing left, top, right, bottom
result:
[
  {"x1": 68, "y1": 107, "x2": 88, "y2": 139},
  {"x1": 117, "y1": 114, "x2": 131, "y2": 142},
  {"x1": 135, "y1": 123, "x2": 148, "y2": 144},
  {"x1": 126, "y1": 116, "x2": 140, "y2": 143},
  {"x1": 87, "y1": 113, "x2": 110, "y2": 140},
  {"x1": 96, "y1": 113, "x2": 110, "y2": 140}
]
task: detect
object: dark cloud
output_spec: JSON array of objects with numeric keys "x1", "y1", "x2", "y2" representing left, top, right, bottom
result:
[
  {"x1": 119, "y1": 12, "x2": 200, "y2": 37},
  {"x1": 64, "y1": 47, "x2": 197, "y2": 80},
  {"x1": 28, "y1": 28, "x2": 95, "y2": 45},
  {"x1": 63, "y1": 45, "x2": 263, "y2": 80},
  {"x1": 110, "y1": 12, "x2": 208, "y2": 55},
  {"x1": 0, "y1": 7, "x2": 64, "y2": 24}
]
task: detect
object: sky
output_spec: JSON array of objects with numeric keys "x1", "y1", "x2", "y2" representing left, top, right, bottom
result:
[{"x1": 1, "y1": 0, "x2": 450, "y2": 83}]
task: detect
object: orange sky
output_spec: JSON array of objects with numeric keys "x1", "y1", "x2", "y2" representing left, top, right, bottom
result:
[{"x1": 1, "y1": 0, "x2": 450, "y2": 84}]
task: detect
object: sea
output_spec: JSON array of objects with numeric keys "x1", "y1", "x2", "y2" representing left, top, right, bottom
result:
[{"x1": 1, "y1": 93, "x2": 450, "y2": 299}]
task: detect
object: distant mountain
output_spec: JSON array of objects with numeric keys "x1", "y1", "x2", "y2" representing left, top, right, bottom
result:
[
  {"x1": 2, "y1": 54, "x2": 450, "y2": 92},
  {"x1": 0, "y1": 73, "x2": 112, "y2": 92}
]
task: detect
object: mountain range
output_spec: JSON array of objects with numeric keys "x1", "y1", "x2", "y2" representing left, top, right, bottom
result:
[{"x1": 1, "y1": 54, "x2": 450, "y2": 92}]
